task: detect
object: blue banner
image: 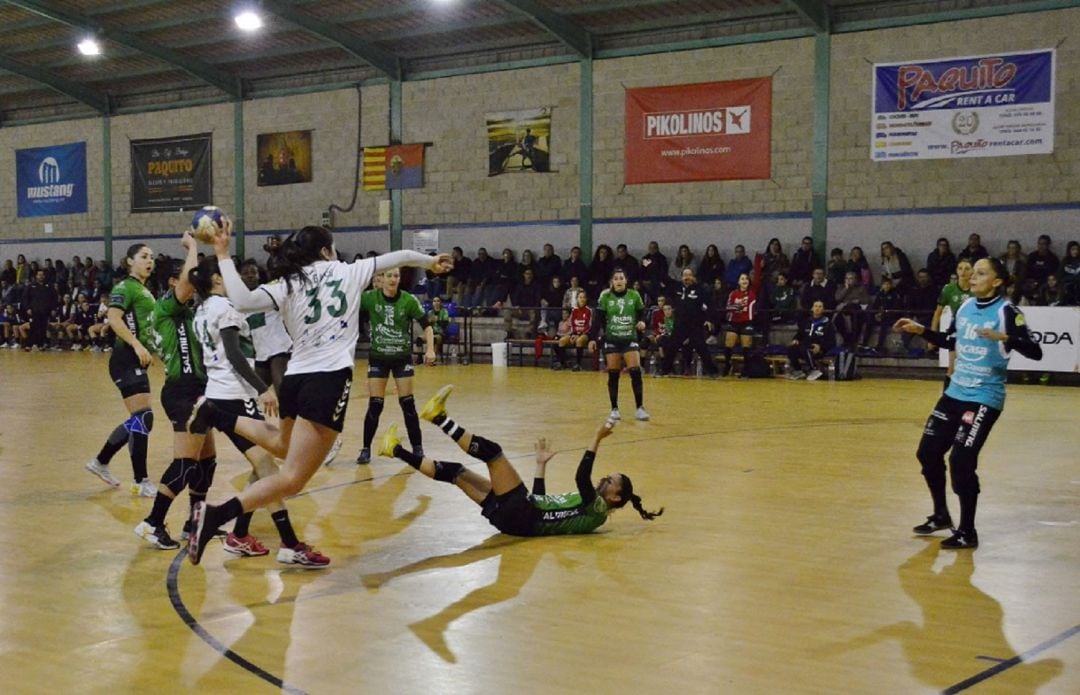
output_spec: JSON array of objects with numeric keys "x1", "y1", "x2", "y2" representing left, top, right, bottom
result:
[
  {"x1": 871, "y1": 50, "x2": 1054, "y2": 161},
  {"x1": 16, "y1": 142, "x2": 88, "y2": 217}
]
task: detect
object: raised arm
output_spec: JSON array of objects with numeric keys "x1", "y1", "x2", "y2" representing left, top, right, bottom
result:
[
  {"x1": 375, "y1": 250, "x2": 453, "y2": 275},
  {"x1": 532, "y1": 436, "x2": 556, "y2": 495},
  {"x1": 575, "y1": 419, "x2": 616, "y2": 504},
  {"x1": 173, "y1": 231, "x2": 199, "y2": 305},
  {"x1": 211, "y1": 218, "x2": 277, "y2": 313}
]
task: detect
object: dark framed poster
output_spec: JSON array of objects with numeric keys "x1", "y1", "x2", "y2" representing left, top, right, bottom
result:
[
  {"x1": 257, "y1": 130, "x2": 313, "y2": 186},
  {"x1": 131, "y1": 133, "x2": 212, "y2": 212}
]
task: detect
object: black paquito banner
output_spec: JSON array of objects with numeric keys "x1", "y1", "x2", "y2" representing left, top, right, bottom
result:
[{"x1": 131, "y1": 133, "x2": 212, "y2": 212}]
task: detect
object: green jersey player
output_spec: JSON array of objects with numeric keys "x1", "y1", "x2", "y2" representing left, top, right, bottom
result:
[
  {"x1": 931, "y1": 258, "x2": 973, "y2": 378},
  {"x1": 588, "y1": 268, "x2": 649, "y2": 421},
  {"x1": 355, "y1": 267, "x2": 435, "y2": 465},
  {"x1": 85, "y1": 243, "x2": 158, "y2": 497},
  {"x1": 379, "y1": 385, "x2": 663, "y2": 537}
]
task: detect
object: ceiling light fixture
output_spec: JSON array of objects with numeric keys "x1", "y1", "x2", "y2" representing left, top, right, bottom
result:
[
  {"x1": 234, "y1": 10, "x2": 263, "y2": 32},
  {"x1": 77, "y1": 38, "x2": 101, "y2": 56}
]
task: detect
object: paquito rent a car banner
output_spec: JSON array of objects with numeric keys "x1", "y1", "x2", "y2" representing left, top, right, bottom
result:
[
  {"x1": 872, "y1": 49, "x2": 1054, "y2": 161},
  {"x1": 624, "y1": 78, "x2": 771, "y2": 184}
]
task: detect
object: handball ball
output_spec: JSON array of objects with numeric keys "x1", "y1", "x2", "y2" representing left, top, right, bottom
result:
[{"x1": 191, "y1": 206, "x2": 227, "y2": 243}]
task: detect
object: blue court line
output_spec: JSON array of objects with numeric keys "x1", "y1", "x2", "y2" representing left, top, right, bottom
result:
[
  {"x1": 166, "y1": 551, "x2": 308, "y2": 695},
  {"x1": 942, "y1": 622, "x2": 1080, "y2": 693}
]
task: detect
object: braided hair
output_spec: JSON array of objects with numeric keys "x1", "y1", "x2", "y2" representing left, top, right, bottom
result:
[{"x1": 609, "y1": 473, "x2": 663, "y2": 521}]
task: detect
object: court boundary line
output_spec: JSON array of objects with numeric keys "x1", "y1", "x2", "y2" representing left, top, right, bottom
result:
[
  {"x1": 166, "y1": 551, "x2": 308, "y2": 695},
  {"x1": 942, "y1": 622, "x2": 1080, "y2": 693}
]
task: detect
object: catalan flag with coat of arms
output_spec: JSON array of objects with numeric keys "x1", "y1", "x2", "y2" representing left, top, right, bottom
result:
[{"x1": 362, "y1": 144, "x2": 425, "y2": 191}]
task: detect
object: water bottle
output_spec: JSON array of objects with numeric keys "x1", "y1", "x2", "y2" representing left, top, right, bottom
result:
[
  {"x1": 694, "y1": 354, "x2": 703, "y2": 377},
  {"x1": 449, "y1": 345, "x2": 459, "y2": 366},
  {"x1": 648, "y1": 354, "x2": 657, "y2": 376}
]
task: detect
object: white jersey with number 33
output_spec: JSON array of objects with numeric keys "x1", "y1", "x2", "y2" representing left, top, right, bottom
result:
[{"x1": 257, "y1": 258, "x2": 375, "y2": 375}]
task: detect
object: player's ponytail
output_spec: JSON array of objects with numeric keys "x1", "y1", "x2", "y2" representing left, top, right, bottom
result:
[
  {"x1": 984, "y1": 257, "x2": 1008, "y2": 296},
  {"x1": 272, "y1": 225, "x2": 334, "y2": 292},
  {"x1": 610, "y1": 474, "x2": 664, "y2": 521},
  {"x1": 187, "y1": 256, "x2": 219, "y2": 297}
]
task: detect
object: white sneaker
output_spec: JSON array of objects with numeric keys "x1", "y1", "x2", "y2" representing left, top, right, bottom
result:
[
  {"x1": 131, "y1": 479, "x2": 157, "y2": 497},
  {"x1": 71, "y1": 343, "x2": 82, "y2": 351},
  {"x1": 134, "y1": 521, "x2": 180, "y2": 550},
  {"x1": 84, "y1": 458, "x2": 120, "y2": 488},
  {"x1": 635, "y1": 407, "x2": 650, "y2": 421},
  {"x1": 806, "y1": 369, "x2": 823, "y2": 381},
  {"x1": 609, "y1": 408, "x2": 621, "y2": 421},
  {"x1": 322, "y1": 436, "x2": 343, "y2": 466}
]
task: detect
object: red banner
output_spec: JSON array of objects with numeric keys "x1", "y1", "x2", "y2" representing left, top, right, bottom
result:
[{"x1": 624, "y1": 78, "x2": 772, "y2": 184}]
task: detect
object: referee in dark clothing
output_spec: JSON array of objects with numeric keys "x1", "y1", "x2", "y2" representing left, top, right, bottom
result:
[
  {"x1": 25, "y1": 269, "x2": 57, "y2": 350},
  {"x1": 661, "y1": 268, "x2": 719, "y2": 376}
]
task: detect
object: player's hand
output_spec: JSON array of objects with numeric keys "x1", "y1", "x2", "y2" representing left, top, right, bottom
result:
[
  {"x1": 635, "y1": 321, "x2": 646, "y2": 332},
  {"x1": 588, "y1": 340, "x2": 597, "y2": 352},
  {"x1": 597, "y1": 419, "x2": 616, "y2": 439},
  {"x1": 424, "y1": 349, "x2": 437, "y2": 366},
  {"x1": 134, "y1": 341, "x2": 152, "y2": 368},
  {"x1": 534, "y1": 437, "x2": 556, "y2": 465},
  {"x1": 975, "y1": 327, "x2": 1007, "y2": 341},
  {"x1": 180, "y1": 229, "x2": 196, "y2": 252},
  {"x1": 212, "y1": 217, "x2": 233, "y2": 259},
  {"x1": 259, "y1": 388, "x2": 279, "y2": 420},
  {"x1": 429, "y1": 254, "x2": 454, "y2": 275},
  {"x1": 893, "y1": 318, "x2": 923, "y2": 334}
]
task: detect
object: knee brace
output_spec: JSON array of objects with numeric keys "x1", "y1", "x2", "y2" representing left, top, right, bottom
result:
[
  {"x1": 367, "y1": 397, "x2": 385, "y2": 416},
  {"x1": 629, "y1": 366, "x2": 642, "y2": 381},
  {"x1": 125, "y1": 408, "x2": 154, "y2": 435},
  {"x1": 467, "y1": 435, "x2": 503, "y2": 463},
  {"x1": 190, "y1": 457, "x2": 217, "y2": 496},
  {"x1": 433, "y1": 460, "x2": 465, "y2": 483},
  {"x1": 161, "y1": 458, "x2": 198, "y2": 496},
  {"x1": 398, "y1": 394, "x2": 416, "y2": 412}
]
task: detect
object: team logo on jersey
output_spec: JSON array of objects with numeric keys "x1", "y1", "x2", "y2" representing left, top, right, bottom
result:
[{"x1": 1014, "y1": 313, "x2": 1025, "y2": 326}]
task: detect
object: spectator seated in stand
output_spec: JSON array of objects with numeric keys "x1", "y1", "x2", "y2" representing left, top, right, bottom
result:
[
  {"x1": 786, "y1": 300, "x2": 835, "y2": 381},
  {"x1": 1061, "y1": 240, "x2": 1080, "y2": 305},
  {"x1": 768, "y1": 272, "x2": 799, "y2": 324},
  {"x1": 833, "y1": 271, "x2": 871, "y2": 349},
  {"x1": 425, "y1": 296, "x2": 452, "y2": 362},
  {"x1": 0, "y1": 304, "x2": 19, "y2": 347},
  {"x1": 860, "y1": 277, "x2": 905, "y2": 354},
  {"x1": 552, "y1": 291, "x2": 592, "y2": 371}
]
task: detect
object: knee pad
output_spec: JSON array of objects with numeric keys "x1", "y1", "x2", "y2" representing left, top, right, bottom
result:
[
  {"x1": 162, "y1": 458, "x2": 198, "y2": 496},
  {"x1": 467, "y1": 435, "x2": 503, "y2": 463},
  {"x1": 433, "y1": 460, "x2": 465, "y2": 483},
  {"x1": 398, "y1": 394, "x2": 416, "y2": 412},
  {"x1": 629, "y1": 367, "x2": 642, "y2": 379},
  {"x1": 191, "y1": 457, "x2": 217, "y2": 495},
  {"x1": 126, "y1": 408, "x2": 154, "y2": 436},
  {"x1": 367, "y1": 397, "x2": 385, "y2": 417}
]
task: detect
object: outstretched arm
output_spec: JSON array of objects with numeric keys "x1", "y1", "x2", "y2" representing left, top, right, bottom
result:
[
  {"x1": 375, "y1": 250, "x2": 453, "y2": 275},
  {"x1": 211, "y1": 219, "x2": 278, "y2": 313},
  {"x1": 575, "y1": 419, "x2": 616, "y2": 504},
  {"x1": 532, "y1": 436, "x2": 556, "y2": 495}
]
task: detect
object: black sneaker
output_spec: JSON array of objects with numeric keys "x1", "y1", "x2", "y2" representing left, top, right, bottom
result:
[
  {"x1": 941, "y1": 529, "x2": 978, "y2": 549},
  {"x1": 181, "y1": 519, "x2": 227, "y2": 541},
  {"x1": 356, "y1": 447, "x2": 371, "y2": 465},
  {"x1": 913, "y1": 514, "x2": 953, "y2": 535}
]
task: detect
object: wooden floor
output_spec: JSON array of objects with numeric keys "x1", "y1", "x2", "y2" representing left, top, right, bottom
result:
[{"x1": 1, "y1": 350, "x2": 1077, "y2": 694}]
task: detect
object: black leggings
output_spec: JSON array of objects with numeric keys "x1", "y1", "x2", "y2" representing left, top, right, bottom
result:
[{"x1": 916, "y1": 394, "x2": 1001, "y2": 529}]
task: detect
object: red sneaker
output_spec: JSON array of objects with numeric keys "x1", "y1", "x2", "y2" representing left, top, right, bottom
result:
[
  {"x1": 223, "y1": 533, "x2": 270, "y2": 557},
  {"x1": 276, "y1": 542, "x2": 330, "y2": 569}
]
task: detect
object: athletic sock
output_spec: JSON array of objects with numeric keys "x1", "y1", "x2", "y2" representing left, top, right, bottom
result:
[
  {"x1": 395, "y1": 444, "x2": 423, "y2": 468},
  {"x1": 129, "y1": 431, "x2": 149, "y2": 482},
  {"x1": 232, "y1": 511, "x2": 254, "y2": 538},
  {"x1": 145, "y1": 492, "x2": 173, "y2": 528},
  {"x1": 362, "y1": 397, "x2": 384, "y2": 449},
  {"x1": 629, "y1": 367, "x2": 643, "y2": 408},
  {"x1": 210, "y1": 496, "x2": 245, "y2": 530},
  {"x1": 96, "y1": 423, "x2": 128, "y2": 466},
  {"x1": 439, "y1": 417, "x2": 464, "y2": 441},
  {"x1": 400, "y1": 395, "x2": 422, "y2": 450},
  {"x1": 575, "y1": 347, "x2": 583, "y2": 365},
  {"x1": 271, "y1": 510, "x2": 298, "y2": 547},
  {"x1": 607, "y1": 369, "x2": 620, "y2": 409}
]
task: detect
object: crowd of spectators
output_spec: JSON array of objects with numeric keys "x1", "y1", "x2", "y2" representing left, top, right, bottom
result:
[{"x1": 3, "y1": 232, "x2": 1078, "y2": 368}]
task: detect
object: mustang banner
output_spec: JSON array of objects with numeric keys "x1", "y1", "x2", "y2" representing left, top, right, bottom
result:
[
  {"x1": 16, "y1": 142, "x2": 88, "y2": 217},
  {"x1": 624, "y1": 78, "x2": 772, "y2": 184},
  {"x1": 131, "y1": 134, "x2": 212, "y2": 212},
  {"x1": 872, "y1": 49, "x2": 1054, "y2": 161}
]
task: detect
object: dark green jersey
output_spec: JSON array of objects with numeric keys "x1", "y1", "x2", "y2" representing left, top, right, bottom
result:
[
  {"x1": 108, "y1": 276, "x2": 155, "y2": 355},
  {"x1": 938, "y1": 282, "x2": 973, "y2": 315},
  {"x1": 361, "y1": 289, "x2": 425, "y2": 360},
  {"x1": 596, "y1": 288, "x2": 645, "y2": 341},
  {"x1": 152, "y1": 289, "x2": 206, "y2": 384},
  {"x1": 530, "y1": 492, "x2": 609, "y2": 535}
]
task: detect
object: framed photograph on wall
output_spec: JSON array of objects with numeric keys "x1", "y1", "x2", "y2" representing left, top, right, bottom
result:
[{"x1": 257, "y1": 130, "x2": 313, "y2": 186}]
